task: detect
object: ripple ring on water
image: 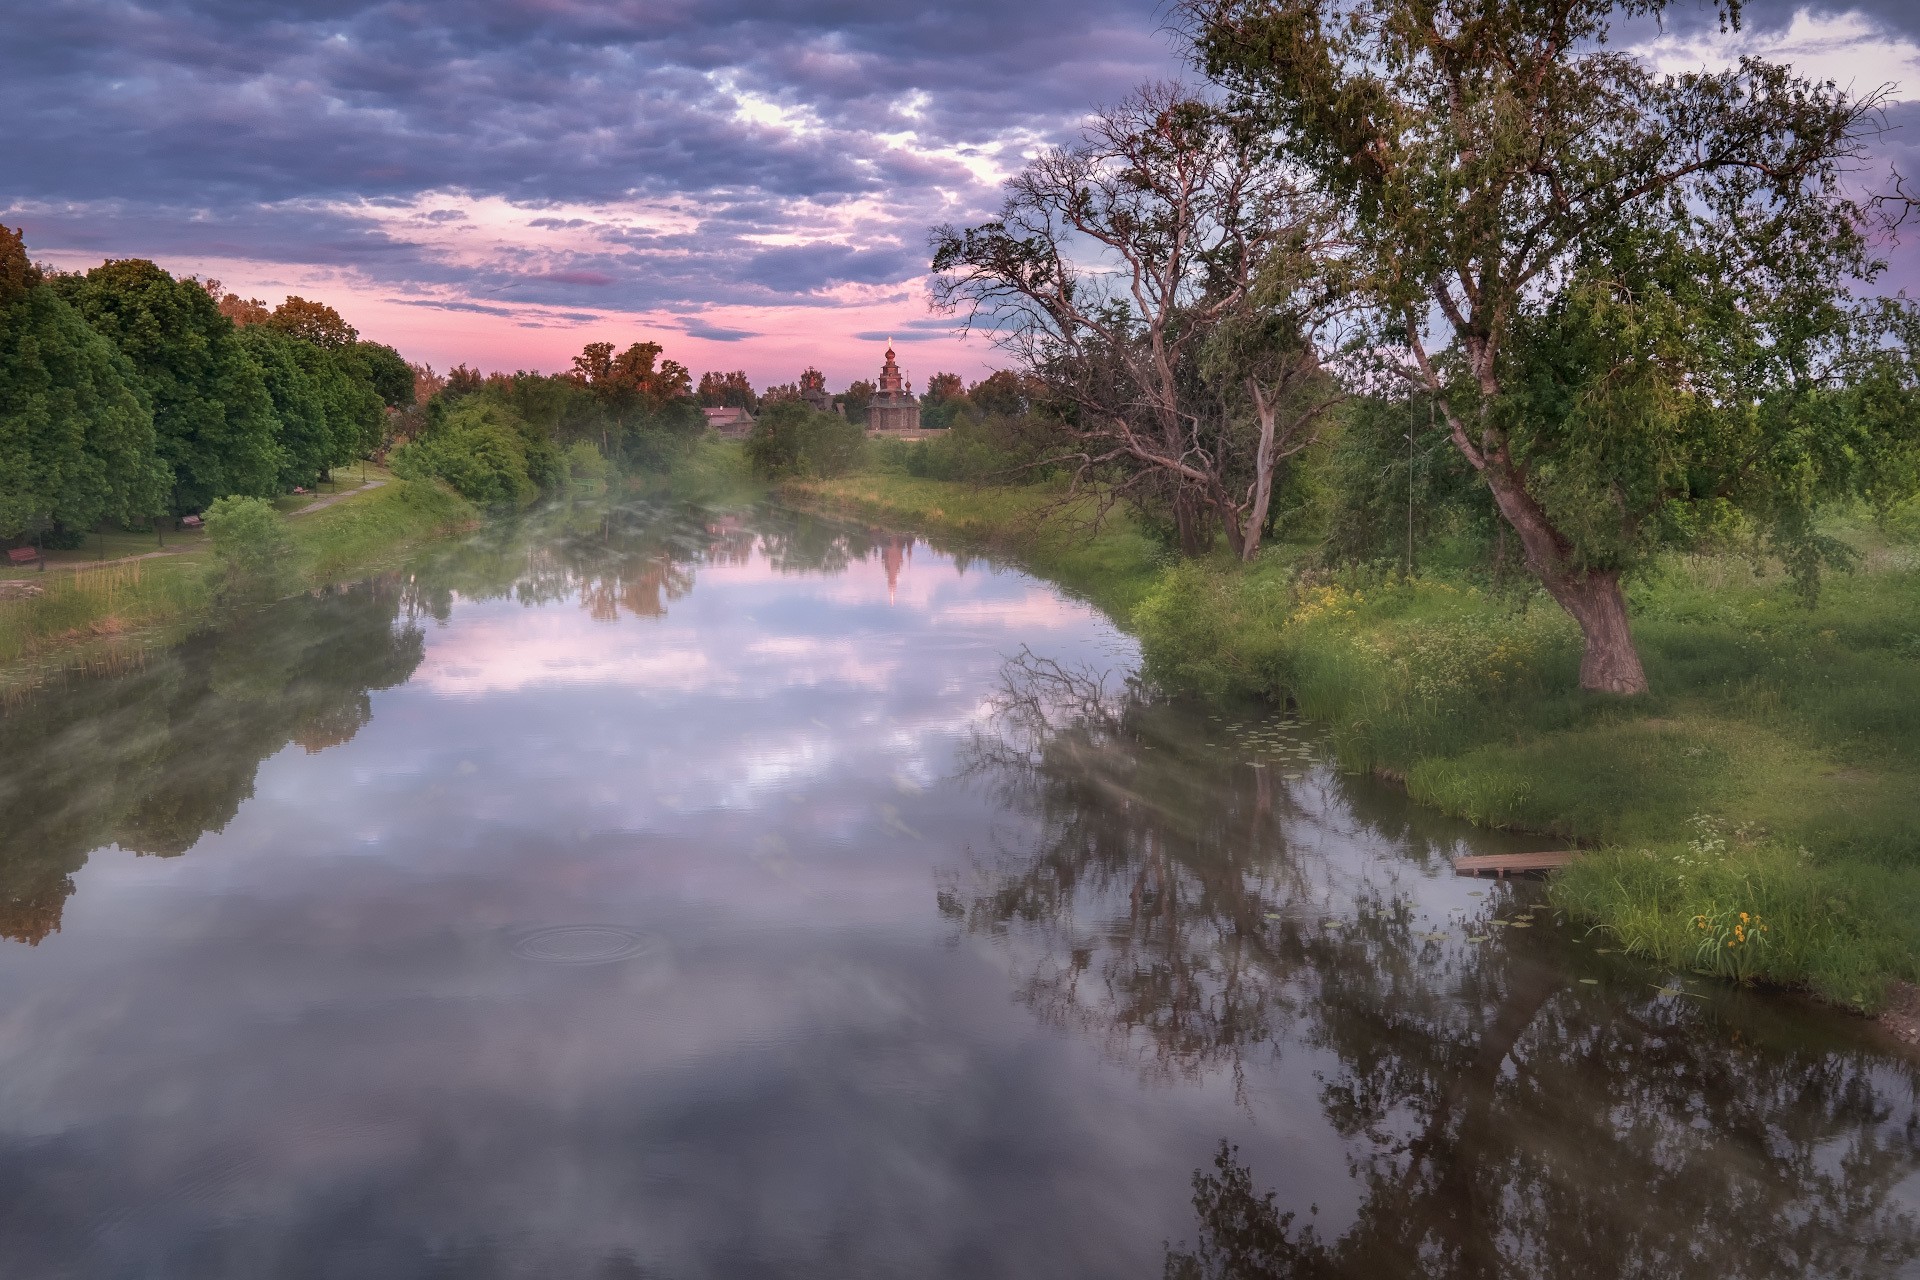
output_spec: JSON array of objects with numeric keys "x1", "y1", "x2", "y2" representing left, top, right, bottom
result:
[{"x1": 511, "y1": 925, "x2": 656, "y2": 965}]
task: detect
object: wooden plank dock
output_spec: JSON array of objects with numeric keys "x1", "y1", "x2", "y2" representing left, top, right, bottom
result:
[{"x1": 1451, "y1": 851, "x2": 1581, "y2": 878}]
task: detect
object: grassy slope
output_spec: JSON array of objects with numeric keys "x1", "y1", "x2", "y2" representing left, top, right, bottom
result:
[
  {"x1": 0, "y1": 472, "x2": 476, "y2": 677},
  {"x1": 792, "y1": 468, "x2": 1920, "y2": 1010}
]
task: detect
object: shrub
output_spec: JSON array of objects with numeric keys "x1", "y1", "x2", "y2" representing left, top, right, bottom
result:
[
  {"x1": 204, "y1": 494, "x2": 295, "y2": 599},
  {"x1": 743, "y1": 401, "x2": 865, "y2": 478},
  {"x1": 564, "y1": 440, "x2": 610, "y2": 489},
  {"x1": 898, "y1": 412, "x2": 1068, "y2": 484},
  {"x1": 390, "y1": 401, "x2": 539, "y2": 507}
]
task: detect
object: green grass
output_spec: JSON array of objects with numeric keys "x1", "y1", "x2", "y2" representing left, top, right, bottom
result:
[
  {"x1": 0, "y1": 473, "x2": 476, "y2": 679},
  {"x1": 793, "y1": 466, "x2": 1920, "y2": 1010}
]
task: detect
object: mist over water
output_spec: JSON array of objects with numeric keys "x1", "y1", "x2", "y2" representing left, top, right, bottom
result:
[{"x1": 0, "y1": 498, "x2": 1915, "y2": 1279}]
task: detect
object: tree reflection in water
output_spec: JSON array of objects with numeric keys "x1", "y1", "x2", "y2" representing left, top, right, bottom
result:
[
  {"x1": 0, "y1": 500, "x2": 964, "y2": 950},
  {"x1": 948, "y1": 653, "x2": 1920, "y2": 1278},
  {"x1": 0, "y1": 577, "x2": 429, "y2": 943}
]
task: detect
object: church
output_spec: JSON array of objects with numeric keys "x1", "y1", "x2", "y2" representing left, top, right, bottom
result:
[{"x1": 866, "y1": 340, "x2": 920, "y2": 432}]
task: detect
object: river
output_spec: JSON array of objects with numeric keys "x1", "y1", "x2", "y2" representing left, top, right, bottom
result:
[{"x1": 0, "y1": 497, "x2": 1915, "y2": 1278}]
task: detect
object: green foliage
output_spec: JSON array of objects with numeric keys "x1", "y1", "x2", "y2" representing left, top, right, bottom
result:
[
  {"x1": 634, "y1": 436, "x2": 762, "y2": 504},
  {"x1": 616, "y1": 396, "x2": 704, "y2": 472},
  {"x1": 1321, "y1": 395, "x2": 1492, "y2": 567},
  {"x1": 695, "y1": 369, "x2": 759, "y2": 414},
  {"x1": 54, "y1": 259, "x2": 281, "y2": 512},
  {"x1": 1196, "y1": 0, "x2": 1919, "y2": 694},
  {"x1": 390, "y1": 400, "x2": 541, "y2": 508},
  {"x1": 743, "y1": 400, "x2": 866, "y2": 478},
  {"x1": 238, "y1": 322, "x2": 390, "y2": 486},
  {"x1": 295, "y1": 477, "x2": 475, "y2": 580},
  {"x1": 564, "y1": 440, "x2": 610, "y2": 489},
  {"x1": 473, "y1": 371, "x2": 602, "y2": 446},
  {"x1": 875, "y1": 412, "x2": 1066, "y2": 485},
  {"x1": 0, "y1": 282, "x2": 168, "y2": 539},
  {"x1": 204, "y1": 495, "x2": 295, "y2": 600},
  {"x1": 1555, "y1": 839, "x2": 1920, "y2": 1009},
  {"x1": 236, "y1": 326, "x2": 331, "y2": 491},
  {"x1": 920, "y1": 371, "x2": 969, "y2": 429},
  {"x1": 346, "y1": 341, "x2": 414, "y2": 410}
]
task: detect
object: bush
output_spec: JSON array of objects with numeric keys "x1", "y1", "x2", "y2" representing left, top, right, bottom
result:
[
  {"x1": 743, "y1": 401, "x2": 865, "y2": 478},
  {"x1": 1885, "y1": 495, "x2": 1920, "y2": 544},
  {"x1": 204, "y1": 495, "x2": 295, "y2": 599},
  {"x1": 889, "y1": 412, "x2": 1068, "y2": 484},
  {"x1": 390, "y1": 401, "x2": 539, "y2": 507},
  {"x1": 564, "y1": 440, "x2": 610, "y2": 489}
]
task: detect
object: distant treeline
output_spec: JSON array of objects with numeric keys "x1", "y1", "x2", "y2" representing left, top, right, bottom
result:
[
  {"x1": 701, "y1": 364, "x2": 1037, "y2": 431},
  {"x1": 0, "y1": 227, "x2": 413, "y2": 546}
]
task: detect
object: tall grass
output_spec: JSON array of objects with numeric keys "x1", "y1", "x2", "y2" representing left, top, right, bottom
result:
[
  {"x1": 0, "y1": 559, "x2": 208, "y2": 665},
  {"x1": 0, "y1": 478, "x2": 476, "y2": 671}
]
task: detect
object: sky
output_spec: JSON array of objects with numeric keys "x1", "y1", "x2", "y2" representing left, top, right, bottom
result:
[{"x1": 5, "y1": 0, "x2": 1920, "y2": 388}]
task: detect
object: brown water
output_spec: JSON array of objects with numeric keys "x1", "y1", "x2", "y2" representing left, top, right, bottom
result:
[{"x1": 0, "y1": 497, "x2": 1915, "y2": 1279}]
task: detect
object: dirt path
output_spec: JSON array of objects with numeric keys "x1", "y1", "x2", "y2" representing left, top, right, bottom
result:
[{"x1": 290, "y1": 478, "x2": 386, "y2": 516}]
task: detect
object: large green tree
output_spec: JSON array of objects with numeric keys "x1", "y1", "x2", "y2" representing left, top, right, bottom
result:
[
  {"x1": 236, "y1": 326, "x2": 331, "y2": 491},
  {"x1": 55, "y1": 259, "x2": 280, "y2": 512},
  {"x1": 1194, "y1": 0, "x2": 1919, "y2": 692},
  {"x1": 0, "y1": 230, "x2": 168, "y2": 539},
  {"x1": 296, "y1": 341, "x2": 385, "y2": 472},
  {"x1": 347, "y1": 340, "x2": 415, "y2": 410}
]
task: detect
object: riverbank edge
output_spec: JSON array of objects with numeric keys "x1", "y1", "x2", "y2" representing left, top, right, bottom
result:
[
  {"x1": 781, "y1": 469, "x2": 1920, "y2": 1032},
  {"x1": 0, "y1": 474, "x2": 479, "y2": 688}
]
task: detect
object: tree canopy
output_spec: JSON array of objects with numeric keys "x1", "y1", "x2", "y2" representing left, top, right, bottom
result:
[
  {"x1": 1189, "y1": 0, "x2": 1919, "y2": 689},
  {"x1": 0, "y1": 248, "x2": 168, "y2": 539},
  {"x1": 0, "y1": 230, "x2": 434, "y2": 536},
  {"x1": 54, "y1": 258, "x2": 281, "y2": 513}
]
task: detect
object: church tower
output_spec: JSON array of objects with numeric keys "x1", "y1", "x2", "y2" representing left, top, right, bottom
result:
[{"x1": 867, "y1": 339, "x2": 921, "y2": 432}]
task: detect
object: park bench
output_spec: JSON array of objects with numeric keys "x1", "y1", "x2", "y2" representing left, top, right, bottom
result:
[
  {"x1": 179, "y1": 514, "x2": 203, "y2": 529},
  {"x1": 7, "y1": 546, "x2": 42, "y2": 569}
]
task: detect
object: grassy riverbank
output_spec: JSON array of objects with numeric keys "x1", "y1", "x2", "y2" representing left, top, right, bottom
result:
[
  {"x1": 0, "y1": 471, "x2": 476, "y2": 677},
  {"x1": 790, "y1": 467, "x2": 1920, "y2": 1010}
]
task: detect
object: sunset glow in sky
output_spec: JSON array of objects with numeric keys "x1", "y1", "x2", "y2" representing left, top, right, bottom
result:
[{"x1": 6, "y1": 0, "x2": 1918, "y2": 389}]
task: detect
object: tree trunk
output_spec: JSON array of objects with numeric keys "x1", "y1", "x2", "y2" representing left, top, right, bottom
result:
[
  {"x1": 1548, "y1": 568, "x2": 1648, "y2": 694},
  {"x1": 1479, "y1": 457, "x2": 1649, "y2": 695},
  {"x1": 1238, "y1": 379, "x2": 1278, "y2": 563},
  {"x1": 1173, "y1": 488, "x2": 1208, "y2": 557}
]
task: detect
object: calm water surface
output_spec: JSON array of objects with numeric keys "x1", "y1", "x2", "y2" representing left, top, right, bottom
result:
[{"x1": 2, "y1": 498, "x2": 1917, "y2": 1279}]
